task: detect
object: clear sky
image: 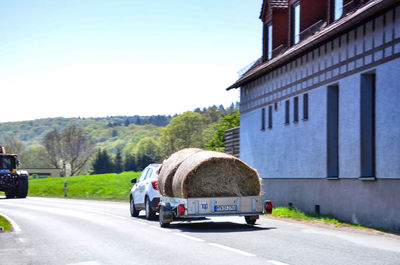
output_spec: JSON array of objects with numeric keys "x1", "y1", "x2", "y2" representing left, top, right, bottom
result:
[{"x1": 0, "y1": 0, "x2": 262, "y2": 122}]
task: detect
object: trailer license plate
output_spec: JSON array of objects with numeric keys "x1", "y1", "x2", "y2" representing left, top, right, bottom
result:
[{"x1": 215, "y1": 205, "x2": 237, "y2": 212}]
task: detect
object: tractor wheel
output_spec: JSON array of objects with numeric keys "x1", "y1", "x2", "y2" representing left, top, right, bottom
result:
[
  {"x1": 5, "y1": 192, "x2": 15, "y2": 199},
  {"x1": 16, "y1": 178, "x2": 28, "y2": 198}
]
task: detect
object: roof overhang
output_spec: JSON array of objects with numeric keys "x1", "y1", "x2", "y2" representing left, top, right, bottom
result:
[{"x1": 227, "y1": 0, "x2": 396, "y2": 91}]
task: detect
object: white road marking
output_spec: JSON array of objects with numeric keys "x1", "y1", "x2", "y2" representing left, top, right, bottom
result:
[
  {"x1": 67, "y1": 261, "x2": 100, "y2": 265},
  {"x1": 85, "y1": 209, "x2": 143, "y2": 224},
  {"x1": 1, "y1": 201, "x2": 150, "y2": 227},
  {"x1": 25, "y1": 248, "x2": 37, "y2": 256},
  {"x1": 0, "y1": 248, "x2": 23, "y2": 252},
  {"x1": 130, "y1": 219, "x2": 148, "y2": 225},
  {"x1": 208, "y1": 243, "x2": 256, "y2": 257},
  {"x1": 0, "y1": 211, "x2": 21, "y2": 232},
  {"x1": 302, "y1": 228, "x2": 400, "y2": 253},
  {"x1": 28, "y1": 197, "x2": 127, "y2": 210},
  {"x1": 148, "y1": 225, "x2": 171, "y2": 232},
  {"x1": 2, "y1": 199, "x2": 288, "y2": 263},
  {"x1": 173, "y1": 232, "x2": 205, "y2": 242},
  {"x1": 267, "y1": 260, "x2": 290, "y2": 265}
]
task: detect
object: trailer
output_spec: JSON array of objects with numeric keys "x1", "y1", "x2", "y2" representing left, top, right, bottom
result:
[{"x1": 158, "y1": 195, "x2": 273, "y2": 227}]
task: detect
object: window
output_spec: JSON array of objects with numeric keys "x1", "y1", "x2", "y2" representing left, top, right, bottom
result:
[
  {"x1": 292, "y1": 2, "x2": 300, "y2": 45},
  {"x1": 267, "y1": 23, "x2": 273, "y2": 60},
  {"x1": 268, "y1": 105, "x2": 273, "y2": 129},
  {"x1": 327, "y1": 85, "x2": 339, "y2": 178},
  {"x1": 145, "y1": 168, "x2": 153, "y2": 180},
  {"x1": 360, "y1": 73, "x2": 376, "y2": 178},
  {"x1": 294, "y1": 97, "x2": 299, "y2": 122},
  {"x1": 138, "y1": 168, "x2": 148, "y2": 182},
  {"x1": 332, "y1": 0, "x2": 343, "y2": 21},
  {"x1": 261, "y1": 108, "x2": 266, "y2": 131},
  {"x1": 285, "y1": 100, "x2": 290, "y2": 124},
  {"x1": 303, "y1": 93, "x2": 309, "y2": 120}
]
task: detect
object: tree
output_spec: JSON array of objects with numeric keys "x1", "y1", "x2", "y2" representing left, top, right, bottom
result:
[
  {"x1": 19, "y1": 145, "x2": 50, "y2": 168},
  {"x1": 114, "y1": 148, "x2": 123, "y2": 173},
  {"x1": 42, "y1": 129, "x2": 63, "y2": 168},
  {"x1": 92, "y1": 149, "x2": 114, "y2": 174},
  {"x1": 136, "y1": 116, "x2": 143, "y2": 125},
  {"x1": 42, "y1": 125, "x2": 95, "y2": 175},
  {"x1": 124, "y1": 152, "x2": 137, "y2": 172},
  {"x1": 206, "y1": 109, "x2": 240, "y2": 151},
  {"x1": 159, "y1": 112, "x2": 204, "y2": 157},
  {"x1": 135, "y1": 137, "x2": 161, "y2": 170},
  {"x1": 3, "y1": 136, "x2": 25, "y2": 154},
  {"x1": 61, "y1": 125, "x2": 96, "y2": 176}
]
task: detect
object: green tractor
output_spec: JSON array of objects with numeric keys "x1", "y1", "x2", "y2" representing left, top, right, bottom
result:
[{"x1": 0, "y1": 146, "x2": 29, "y2": 198}]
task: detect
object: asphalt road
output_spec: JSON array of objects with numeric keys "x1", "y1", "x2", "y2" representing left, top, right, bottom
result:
[{"x1": 0, "y1": 197, "x2": 399, "y2": 265}]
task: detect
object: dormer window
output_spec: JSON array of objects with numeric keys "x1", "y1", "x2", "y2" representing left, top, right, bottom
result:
[
  {"x1": 260, "y1": 1, "x2": 288, "y2": 63},
  {"x1": 292, "y1": 1, "x2": 300, "y2": 45},
  {"x1": 333, "y1": 0, "x2": 343, "y2": 20},
  {"x1": 262, "y1": 21, "x2": 274, "y2": 62},
  {"x1": 267, "y1": 23, "x2": 273, "y2": 60}
]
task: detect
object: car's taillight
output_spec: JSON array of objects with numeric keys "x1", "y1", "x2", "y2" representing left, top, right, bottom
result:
[
  {"x1": 177, "y1": 204, "x2": 185, "y2": 215},
  {"x1": 151, "y1": 180, "x2": 158, "y2": 190}
]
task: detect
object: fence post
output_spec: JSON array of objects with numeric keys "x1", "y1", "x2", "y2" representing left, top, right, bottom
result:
[{"x1": 64, "y1": 179, "x2": 67, "y2": 197}]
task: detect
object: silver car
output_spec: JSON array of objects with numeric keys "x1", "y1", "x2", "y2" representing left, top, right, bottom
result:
[{"x1": 129, "y1": 164, "x2": 160, "y2": 220}]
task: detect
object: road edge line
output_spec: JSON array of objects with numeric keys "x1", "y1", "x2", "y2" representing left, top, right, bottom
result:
[
  {"x1": 0, "y1": 211, "x2": 21, "y2": 232},
  {"x1": 208, "y1": 242, "x2": 256, "y2": 257}
]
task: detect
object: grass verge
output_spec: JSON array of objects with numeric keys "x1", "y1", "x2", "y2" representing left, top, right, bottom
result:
[
  {"x1": 272, "y1": 206, "x2": 341, "y2": 225},
  {"x1": 28, "y1": 171, "x2": 141, "y2": 201},
  {"x1": 271, "y1": 206, "x2": 400, "y2": 235},
  {"x1": 0, "y1": 215, "x2": 12, "y2": 232}
]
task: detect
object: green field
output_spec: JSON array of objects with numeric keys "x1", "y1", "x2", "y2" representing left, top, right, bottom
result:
[
  {"x1": 28, "y1": 171, "x2": 141, "y2": 201},
  {"x1": 0, "y1": 215, "x2": 11, "y2": 232}
]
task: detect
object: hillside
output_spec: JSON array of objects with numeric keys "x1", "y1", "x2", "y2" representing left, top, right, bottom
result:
[
  {"x1": 0, "y1": 115, "x2": 170, "y2": 154},
  {"x1": 0, "y1": 103, "x2": 239, "y2": 174}
]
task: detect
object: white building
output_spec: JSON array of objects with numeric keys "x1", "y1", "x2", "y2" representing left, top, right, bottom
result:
[{"x1": 228, "y1": 0, "x2": 400, "y2": 230}]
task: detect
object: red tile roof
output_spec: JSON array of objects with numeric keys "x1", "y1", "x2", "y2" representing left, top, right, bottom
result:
[
  {"x1": 229, "y1": 0, "x2": 394, "y2": 90},
  {"x1": 260, "y1": 0, "x2": 288, "y2": 21},
  {"x1": 269, "y1": 0, "x2": 288, "y2": 8}
]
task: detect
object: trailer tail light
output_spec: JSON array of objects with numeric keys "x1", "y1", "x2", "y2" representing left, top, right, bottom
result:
[
  {"x1": 151, "y1": 180, "x2": 158, "y2": 190},
  {"x1": 177, "y1": 204, "x2": 185, "y2": 215},
  {"x1": 265, "y1": 200, "x2": 273, "y2": 214}
]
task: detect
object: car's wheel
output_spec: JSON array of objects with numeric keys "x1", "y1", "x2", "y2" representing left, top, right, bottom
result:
[
  {"x1": 145, "y1": 196, "x2": 156, "y2": 220},
  {"x1": 130, "y1": 197, "x2": 139, "y2": 217}
]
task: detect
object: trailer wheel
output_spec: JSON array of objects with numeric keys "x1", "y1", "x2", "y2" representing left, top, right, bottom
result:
[
  {"x1": 245, "y1": 216, "x2": 257, "y2": 225},
  {"x1": 159, "y1": 208, "x2": 170, "y2": 228}
]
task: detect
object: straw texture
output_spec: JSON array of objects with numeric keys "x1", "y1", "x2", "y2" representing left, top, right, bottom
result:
[
  {"x1": 171, "y1": 150, "x2": 261, "y2": 198},
  {"x1": 157, "y1": 148, "x2": 203, "y2": 196}
]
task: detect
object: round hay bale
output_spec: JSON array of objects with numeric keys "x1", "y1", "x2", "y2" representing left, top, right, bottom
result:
[
  {"x1": 172, "y1": 151, "x2": 261, "y2": 198},
  {"x1": 158, "y1": 148, "x2": 203, "y2": 196}
]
